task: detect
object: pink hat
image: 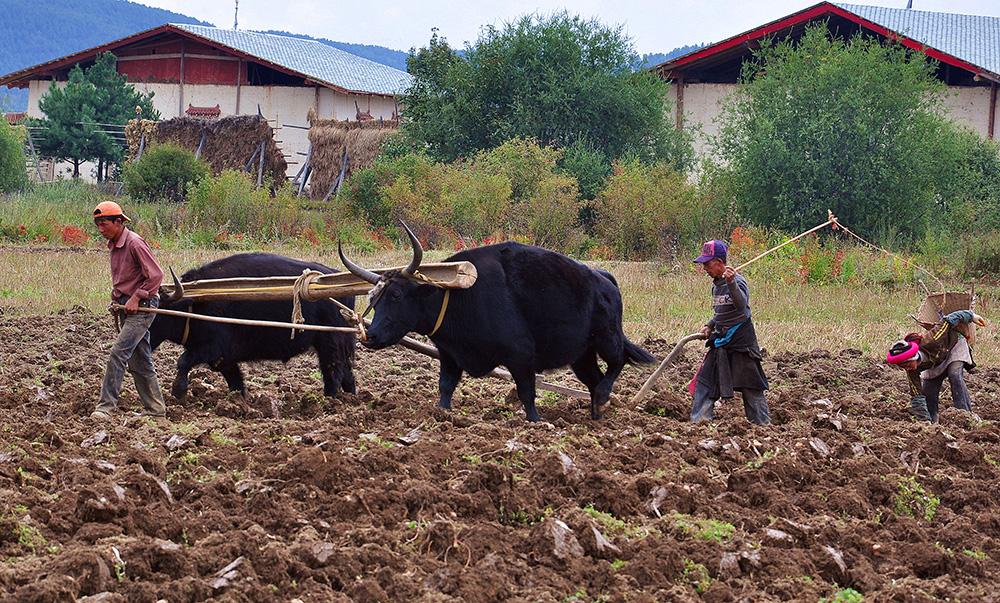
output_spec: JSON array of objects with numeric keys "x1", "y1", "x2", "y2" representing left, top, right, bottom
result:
[{"x1": 886, "y1": 340, "x2": 919, "y2": 365}]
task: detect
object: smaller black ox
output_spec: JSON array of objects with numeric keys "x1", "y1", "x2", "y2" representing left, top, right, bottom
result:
[
  {"x1": 339, "y1": 224, "x2": 655, "y2": 421},
  {"x1": 152, "y1": 253, "x2": 357, "y2": 400}
]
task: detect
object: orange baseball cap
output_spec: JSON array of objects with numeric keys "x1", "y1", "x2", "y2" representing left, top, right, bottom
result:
[{"x1": 93, "y1": 201, "x2": 130, "y2": 221}]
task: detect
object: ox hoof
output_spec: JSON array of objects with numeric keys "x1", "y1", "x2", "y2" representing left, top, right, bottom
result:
[
  {"x1": 170, "y1": 385, "x2": 188, "y2": 400},
  {"x1": 591, "y1": 400, "x2": 610, "y2": 420}
]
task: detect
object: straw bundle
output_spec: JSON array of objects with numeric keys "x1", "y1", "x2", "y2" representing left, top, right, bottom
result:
[
  {"x1": 125, "y1": 115, "x2": 287, "y2": 183},
  {"x1": 306, "y1": 116, "x2": 397, "y2": 199}
]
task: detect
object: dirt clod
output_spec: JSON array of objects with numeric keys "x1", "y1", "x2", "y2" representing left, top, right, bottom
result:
[{"x1": 1, "y1": 311, "x2": 999, "y2": 600}]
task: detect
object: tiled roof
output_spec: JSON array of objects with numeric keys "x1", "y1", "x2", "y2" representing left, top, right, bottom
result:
[
  {"x1": 186, "y1": 104, "x2": 221, "y2": 117},
  {"x1": 834, "y1": 3, "x2": 1000, "y2": 78},
  {"x1": 5, "y1": 112, "x2": 26, "y2": 125},
  {"x1": 172, "y1": 24, "x2": 413, "y2": 96}
]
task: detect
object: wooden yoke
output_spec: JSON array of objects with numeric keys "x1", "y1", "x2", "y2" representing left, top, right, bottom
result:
[{"x1": 159, "y1": 261, "x2": 478, "y2": 302}]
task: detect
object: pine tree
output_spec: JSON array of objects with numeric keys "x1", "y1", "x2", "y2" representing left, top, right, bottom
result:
[{"x1": 31, "y1": 53, "x2": 158, "y2": 179}]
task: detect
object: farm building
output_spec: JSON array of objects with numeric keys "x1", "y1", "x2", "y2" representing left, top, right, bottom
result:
[
  {"x1": 0, "y1": 24, "x2": 412, "y2": 180},
  {"x1": 655, "y1": 2, "x2": 1000, "y2": 155}
]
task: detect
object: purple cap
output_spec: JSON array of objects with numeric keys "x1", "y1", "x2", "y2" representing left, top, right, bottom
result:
[{"x1": 692, "y1": 239, "x2": 728, "y2": 264}]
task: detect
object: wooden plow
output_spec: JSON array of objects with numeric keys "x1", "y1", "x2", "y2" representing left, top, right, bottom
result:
[{"x1": 145, "y1": 259, "x2": 590, "y2": 400}]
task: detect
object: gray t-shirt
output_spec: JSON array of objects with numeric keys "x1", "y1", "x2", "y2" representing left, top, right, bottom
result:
[{"x1": 707, "y1": 274, "x2": 752, "y2": 332}]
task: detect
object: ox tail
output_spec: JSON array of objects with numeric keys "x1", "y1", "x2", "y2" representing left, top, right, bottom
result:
[{"x1": 623, "y1": 338, "x2": 656, "y2": 365}]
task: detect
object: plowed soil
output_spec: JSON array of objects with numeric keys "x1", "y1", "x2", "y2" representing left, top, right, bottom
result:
[{"x1": 1, "y1": 307, "x2": 999, "y2": 602}]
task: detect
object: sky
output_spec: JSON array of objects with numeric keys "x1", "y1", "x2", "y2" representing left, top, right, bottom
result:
[{"x1": 134, "y1": 0, "x2": 1000, "y2": 54}]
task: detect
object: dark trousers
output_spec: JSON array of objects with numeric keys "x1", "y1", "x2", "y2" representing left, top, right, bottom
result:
[
  {"x1": 690, "y1": 380, "x2": 770, "y2": 425},
  {"x1": 97, "y1": 299, "x2": 166, "y2": 416},
  {"x1": 923, "y1": 361, "x2": 972, "y2": 422}
]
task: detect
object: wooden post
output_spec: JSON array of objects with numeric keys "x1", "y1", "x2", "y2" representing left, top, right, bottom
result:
[
  {"x1": 244, "y1": 144, "x2": 259, "y2": 171},
  {"x1": 194, "y1": 129, "x2": 207, "y2": 159},
  {"x1": 178, "y1": 40, "x2": 185, "y2": 118},
  {"x1": 674, "y1": 72, "x2": 685, "y2": 130},
  {"x1": 989, "y1": 82, "x2": 997, "y2": 140},
  {"x1": 324, "y1": 147, "x2": 349, "y2": 201},
  {"x1": 256, "y1": 140, "x2": 266, "y2": 188},
  {"x1": 235, "y1": 60, "x2": 243, "y2": 114},
  {"x1": 291, "y1": 146, "x2": 308, "y2": 186},
  {"x1": 136, "y1": 133, "x2": 146, "y2": 161},
  {"x1": 294, "y1": 142, "x2": 313, "y2": 195}
]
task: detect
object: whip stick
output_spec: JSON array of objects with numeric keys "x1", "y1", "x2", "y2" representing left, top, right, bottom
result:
[{"x1": 733, "y1": 210, "x2": 839, "y2": 272}]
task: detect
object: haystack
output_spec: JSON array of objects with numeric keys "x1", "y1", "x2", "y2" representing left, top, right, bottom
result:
[
  {"x1": 306, "y1": 114, "x2": 397, "y2": 199},
  {"x1": 125, "y1": 115, "x2": 287, "y2": 183}
]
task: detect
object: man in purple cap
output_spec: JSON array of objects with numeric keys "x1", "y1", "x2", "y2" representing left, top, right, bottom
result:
[{"x1": 690, "y1": 240, "x2": 770, "y2": 424}]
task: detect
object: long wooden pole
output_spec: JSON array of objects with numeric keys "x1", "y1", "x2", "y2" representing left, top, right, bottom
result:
[
  {"x1": 734, "y1": 210, "x2": 838, "y2": 272},
  {"x1": 113, "y1": 305, "x2": 358, "y2": 334}
]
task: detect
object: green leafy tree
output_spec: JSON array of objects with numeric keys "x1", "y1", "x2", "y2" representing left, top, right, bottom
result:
[
  {"x1": 0, "y1": 118, "x2": 28, "y2": 192},
  {"x1": 85, "y1": 53, "x2": 159, "y2": 175},
  {"x1": 404, "y1": 14, "x2": 690, "y2": 168},
  {"x1": 33, "y1": 66, "x2": 98, "y2": 178},
  {"x1": 714, "y1": 26, "x2": 950, "y2": 241},
  {"x1": 123, "y1": 143, "x2": 208, "y2": 202},
  {"x1": 32, "y1": 52, "x2": 158, "y2": 179}
]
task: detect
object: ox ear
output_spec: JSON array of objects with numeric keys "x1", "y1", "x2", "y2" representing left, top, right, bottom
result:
[{"x1": 399, "y1": 221, "x2": 423, "y2": 276}]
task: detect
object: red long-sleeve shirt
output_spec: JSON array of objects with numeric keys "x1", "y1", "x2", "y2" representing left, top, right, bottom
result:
[{"x1": 108, "y1": 227, "x2": 163, "y2": 300}]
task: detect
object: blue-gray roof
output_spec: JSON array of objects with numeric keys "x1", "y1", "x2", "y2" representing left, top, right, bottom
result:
[
  {"x1": 172, "y1": 24, "x2": 413, "y2": 96},
  {"x1": 834, "y1": 3, "x2": 1000, "y2": 78}
]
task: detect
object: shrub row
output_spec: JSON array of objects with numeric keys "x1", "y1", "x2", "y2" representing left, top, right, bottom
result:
[{"x1": 338, "y1": 138, "x2": 727, "y2": 259}]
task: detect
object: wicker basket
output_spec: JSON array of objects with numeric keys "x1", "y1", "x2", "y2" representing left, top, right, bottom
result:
[{"x1": 917, "y1": 291, "x2": 975, "y2": 346}]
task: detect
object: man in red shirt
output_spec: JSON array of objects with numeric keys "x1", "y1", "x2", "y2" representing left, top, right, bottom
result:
[{"x1": 90, "y1": 201, "x2": 167, "y2": 420}]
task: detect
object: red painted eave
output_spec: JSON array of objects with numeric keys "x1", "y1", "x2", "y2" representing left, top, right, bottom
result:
[
  {"x1": 653, "y1": 1, "x2": 1000, "y2": 82},
  {"x1": 0, "y1": 24, "x2": 176, "y2": 88}
]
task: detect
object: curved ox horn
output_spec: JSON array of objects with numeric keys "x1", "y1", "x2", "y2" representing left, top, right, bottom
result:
[
  {"x1": 338, "y1": 241, "x2": 381, "y2": 285},
  {"x1": 159, "y1": 267, "x2": 184, "y2": 303},
  {"x1": 399, "y1": 220, "x2": 423, "y2": 276}
]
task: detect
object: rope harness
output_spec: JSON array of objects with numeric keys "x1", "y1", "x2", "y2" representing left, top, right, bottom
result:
[
  {"x1": 291, "y1": 270, "x2": 323, "y2": 338},
  {"x1": 291, "y1": 269, "x2": 368, "y2": 341},
  {"x1": 347, "y1": 267, "x2": 452, "y2": 338},
  {"x1": 429, "y1": 289, "x2": 450, "y2": 337}
]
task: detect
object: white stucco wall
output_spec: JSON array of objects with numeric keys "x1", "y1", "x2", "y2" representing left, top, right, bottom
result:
[
  {"x1": 25, "y1": 80, "x2": 400, "y2": 182},
  {"x1": 668, "y1": 82, "x2": 739, "y2": 158},
  {"x1": 668, "y1": 81, "x2": 999, "y2": 158},
  {"x1": 940, "y1": 85, "x2": 994, "y2": 137}
]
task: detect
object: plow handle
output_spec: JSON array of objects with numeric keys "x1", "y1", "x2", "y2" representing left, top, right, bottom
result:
[{"x1": 630, "y1": 332, "x2": 708, "y2": 407}]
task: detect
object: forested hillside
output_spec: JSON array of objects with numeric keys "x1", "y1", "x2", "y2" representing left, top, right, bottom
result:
[{"x1": 0, "y1": 0, "x2": 207, "y2": 110}]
